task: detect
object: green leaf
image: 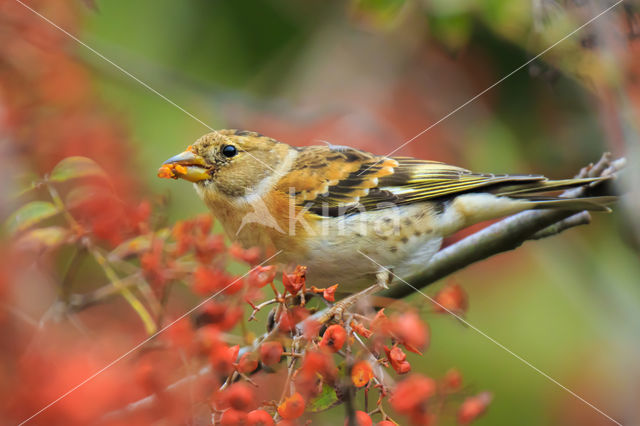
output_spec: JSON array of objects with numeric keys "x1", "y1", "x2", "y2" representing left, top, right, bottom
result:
[
  {"x1": 353, "y1": 0, "x2": 406, "y2": 14},
  {"x1": 427, "y1": 12, "x2": 472, "y2": 49},
  {"x1": 351, "y1": 0, "x2": 407, "y2": 27},
  {"x1": 65, "y1": 185, "x2": 107, "y2": 209},
  {"x1": 307, "y1": 384, "x2": 339, "y2": 413},
  {"x1": 49, "y1": 156, "x2": 106, "y2": 183},
  {"x1": 6, "y1": 201, "x2": 60, "y2": 233},
  {"x1": 11, "y1": 171, "x2": 41, "y2": 198},
  {"x1": 108, "y1": 228, "x2": 170, "y2": 261},
  {"x1": 15, "y1": 226, "x2": 69, "y2": 250}
]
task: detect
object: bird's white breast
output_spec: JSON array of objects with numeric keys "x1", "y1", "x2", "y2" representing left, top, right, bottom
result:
[{"x1": 301, "y1": 203, "x2": 443, "y2": 293}]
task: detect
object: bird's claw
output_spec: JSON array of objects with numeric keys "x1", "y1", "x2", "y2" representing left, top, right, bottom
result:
[{"x1": 326, "y1": 267, "x2": 393, "y2": 322}]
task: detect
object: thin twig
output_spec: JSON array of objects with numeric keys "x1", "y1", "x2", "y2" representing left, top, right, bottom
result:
[{"x1": 529, "y1": 211, "x2": 591, "y2": 240}]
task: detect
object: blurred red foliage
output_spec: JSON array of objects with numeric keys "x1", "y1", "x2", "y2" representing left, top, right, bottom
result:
[
  {"x1": 433, "y1": 282, "x2": 469, "y2": 316},
  {"x1": 0, "y1": 1, "x2": 138, "y2": 189},
  {"x1": 458, "y1": 392, "x2": 493, "y2": 425},
  {"x1": 390, "y1": 374, "x2": 437, "y2": 425}
]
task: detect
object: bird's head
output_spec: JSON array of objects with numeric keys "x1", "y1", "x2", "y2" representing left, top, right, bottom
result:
[{"x1": 159, "y1": 130, "x2": 290, "y2": 199}]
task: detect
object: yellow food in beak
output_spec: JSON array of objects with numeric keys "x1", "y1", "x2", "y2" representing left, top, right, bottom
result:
[{"x1": 158, "y1": 150, "x2": 211, "y2": 182}]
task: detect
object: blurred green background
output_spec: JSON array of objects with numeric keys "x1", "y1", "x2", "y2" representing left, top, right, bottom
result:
[{"x1": 78, "y1": 0, "x2": 639, "y2": 424}]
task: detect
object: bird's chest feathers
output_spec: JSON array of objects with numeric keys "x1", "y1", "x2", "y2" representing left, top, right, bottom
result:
[{"x1": 197, "y1": 184, "x2": 310, "y2": 254}]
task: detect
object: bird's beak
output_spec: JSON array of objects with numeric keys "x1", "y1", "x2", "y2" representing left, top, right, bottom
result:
[{"x1": 158, "y1": 149, "x2": 212, "y2": 182}]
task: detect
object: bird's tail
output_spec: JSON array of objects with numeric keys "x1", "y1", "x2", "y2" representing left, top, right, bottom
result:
[
  {"x1": 525, "y1": 196, "x2": 616, "y2": 212},
  {"x1": 495, "y1": 176, "x2": 616, "y2": 212}
]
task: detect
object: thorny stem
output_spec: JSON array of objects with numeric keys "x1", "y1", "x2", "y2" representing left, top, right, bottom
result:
[
  {"x1": 219, "y1": 371, "x2": 238, "y2": 392},
  {"x1": 248, "y1": 298, "x2": 279, "y2": 321},
  {"x1": 274, "y1": 338, "x2": 302, "y2": 422},
  {"x1": 364, "y1": 387, "x2": 369, "y2": 414},
  {"x1": 344, "y1": 337, "x2": 357, "y2": 426},
  {"x1": 269, "y1": 281, "x2": 283, "y2": 302},
  {"x1": 369, "y1": 405, "x2": 394, "y2": 423},
  {"x1": 237, "y1": 372, "x2": 258, "y2": 387},
  {"x1": 278, "y1": 356, "x2": 298, "y2": 404},
  {"x1": 240, "y1": 314, "x2": 251, "y2": 344}
]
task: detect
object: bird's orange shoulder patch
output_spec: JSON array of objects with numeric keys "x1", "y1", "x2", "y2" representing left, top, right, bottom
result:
[{"x1": 275, "y1": 146, "x2": 397, "y2": 206}]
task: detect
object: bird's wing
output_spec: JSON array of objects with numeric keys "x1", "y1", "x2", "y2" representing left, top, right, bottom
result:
[
  {"x1": 372, "y1": 157, "x2": 546, "y2": 204},
  {"x1": 276, "y1": 146, "x2": 546, "y2": 216},
  {"x1": 275, "y1": 146, "x2": 398, "y2": 208}
]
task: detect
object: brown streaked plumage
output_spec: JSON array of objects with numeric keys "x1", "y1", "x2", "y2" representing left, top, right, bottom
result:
[{"x1": 159, "y1": 130, "x2": 615, "y2": 294}]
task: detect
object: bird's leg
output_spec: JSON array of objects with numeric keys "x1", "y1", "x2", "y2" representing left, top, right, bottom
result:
[
  {"x1": 326, "y1": 267, "x2": 393, "y2": 323},
  {"x1": 374, "y1": 268, "x2": 392, "y2": 290}
]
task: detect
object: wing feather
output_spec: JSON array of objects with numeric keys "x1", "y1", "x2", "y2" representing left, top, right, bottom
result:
[
  {"x1": 276, "y1": 147, "x2": 546, "y2": 216},
  {"x1": 275, "y1": 146, "x2": 397, "y2": 208}
]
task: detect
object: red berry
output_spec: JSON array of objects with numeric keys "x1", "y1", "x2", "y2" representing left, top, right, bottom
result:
[
  {"x1": 247, "y1": 409, "x2": 275, "y2": 426},
  {"x1": 277, "y1": 392, "x2": 305, "y2": 420},
  {"x1": 220, "y1": 409, "x2": 247, "y2": 425},
  {"x1": 319, "y1": 324, "x2": 347, "y2": 352},
  {"x1": 351, "y1": 361, "x2": 374, "y2": 388},
  {"x1": 260, "y1": 341, "x2": 283, "y2": 366},
  {"x1": 344, "y1": 411, "x2": 372, "y2": 426},
  {"x1": 223, "y1": 382, "x2": 255, "y2": 411},
  {"x1": 237, "y1": 352, "x2": 259, "y2": 374}
]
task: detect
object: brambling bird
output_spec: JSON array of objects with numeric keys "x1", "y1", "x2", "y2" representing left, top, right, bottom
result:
[{"x1": 159, "y1": 129, "x2": 614, "y2": 295}]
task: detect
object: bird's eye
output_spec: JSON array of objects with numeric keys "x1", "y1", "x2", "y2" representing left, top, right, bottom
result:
[{"x1": 221, "y1": 145, "x2": 237, "y2": 158}]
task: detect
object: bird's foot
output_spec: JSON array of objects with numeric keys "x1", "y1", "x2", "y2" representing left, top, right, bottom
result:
[
  {"x1": 326, "y1": 267, "x2": 393, "y2": 322},
  {"x1": 375, "y1": 267, "x2": 393, "y2": 290}
]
